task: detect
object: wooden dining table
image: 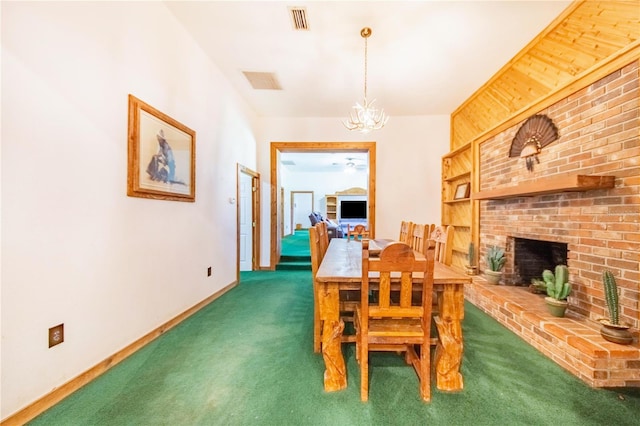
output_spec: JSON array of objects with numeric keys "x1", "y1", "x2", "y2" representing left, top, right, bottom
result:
[{"x1": 315, "y1": 238, "x2": 471, "y2": 393}]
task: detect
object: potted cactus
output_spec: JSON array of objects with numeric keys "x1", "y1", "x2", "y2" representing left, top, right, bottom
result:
[
  {"x1": 543, "y1": 265, "x2": 571, "y2": 317},
  {"x1": 599, "y1": 270, "x2": 633, "y2": 344},
  {"x1": 529, "y1": 277, "x2": 547, "y2": 294},
  {"x1": 465, "y1": 242, "x2": 477, "y2": 275},
  {"x1": 484, "y1": 245, "x2": 505, "y2": 284}
]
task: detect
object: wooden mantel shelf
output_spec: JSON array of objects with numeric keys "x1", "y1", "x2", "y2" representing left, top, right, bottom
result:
[{"x1": 472, "y1": 174, "x2": 615, "y2": 200}]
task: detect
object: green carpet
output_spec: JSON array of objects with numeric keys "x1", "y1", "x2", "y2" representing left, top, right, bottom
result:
[
  {"x1": 29, "y1": 270, "x2": 639, "y2": 425},
  {"x1": 277, "y1": 229, "x2": 311, "y2": 270}
]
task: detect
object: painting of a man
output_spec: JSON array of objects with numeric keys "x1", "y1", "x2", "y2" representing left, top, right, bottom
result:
[{"x1": 146, "y1": 129, "x2": 181, "y2": 184}]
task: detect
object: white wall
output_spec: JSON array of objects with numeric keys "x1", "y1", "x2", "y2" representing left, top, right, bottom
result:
[
  {"x1": 1, "y1": 2, "x2": 257, "y2": 418},
  {"x1": 257, "y1": 116, "x2": 450, "y2": 266}
]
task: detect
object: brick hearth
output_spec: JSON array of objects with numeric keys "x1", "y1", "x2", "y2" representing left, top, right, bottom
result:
[
  {"x1": 471, "y1": 59, "x2": 639, "y2": 389},
  {"x1": 465, "y1": 278, "x2": 640, "y2": 387}
]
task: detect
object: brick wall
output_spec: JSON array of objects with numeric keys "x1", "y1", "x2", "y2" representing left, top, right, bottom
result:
[{"x1": 478, "y1": 60, "x2": 639, "y2": 330}]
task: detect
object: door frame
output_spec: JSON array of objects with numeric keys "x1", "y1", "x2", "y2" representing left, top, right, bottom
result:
[
  {"x1": 270, "y1": 141, "x2": 376, "y2": 269},
  {"x1": 237, "y1": 164, "x2": 260, "y2": 277},
  {"x1": 290, "y1": 191, "x2": 314, "y2": 232}
]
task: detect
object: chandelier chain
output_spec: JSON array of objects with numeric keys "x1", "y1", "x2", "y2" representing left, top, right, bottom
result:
[{"x1": 363, "y1": 35, "x2": 368, "y2": 100}]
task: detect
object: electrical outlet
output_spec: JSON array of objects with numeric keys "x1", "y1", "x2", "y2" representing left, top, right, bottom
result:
[
  {"x1": 49, "y1": 323, "x2": 64, "y2": 348},
  {"x1": 207, "y1": 267, "x2": 212, "y2": 277}
]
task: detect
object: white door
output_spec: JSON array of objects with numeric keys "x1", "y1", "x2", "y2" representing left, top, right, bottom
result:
[
  {"x1": 239, "y1": 172, "x2": 253, "y2": 271},
  {"x1": 291, "y1": 192, "x2": 313, "y2": 231}
]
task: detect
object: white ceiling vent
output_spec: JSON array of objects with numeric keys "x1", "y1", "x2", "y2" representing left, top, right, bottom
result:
[
  {"x1": 242, "y1": 72, "x2": 282, "y2": 90},
  {"x1": 281, "y1": 160, "x2": 295, "y2": 166},
  {"x1": 289, "y1": 7, "x2": 309, "y2": 30}
]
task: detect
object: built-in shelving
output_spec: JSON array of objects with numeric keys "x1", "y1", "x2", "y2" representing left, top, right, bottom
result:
[
  {"x1": 472, "y1": 174, "x2": 615, "y2": 200},
  {"x1": 325, "y1": 194, "x2": 337, "y2": 220},
  {"x1": 442, "y1": 144, "x2": 473, "y2": 271}
]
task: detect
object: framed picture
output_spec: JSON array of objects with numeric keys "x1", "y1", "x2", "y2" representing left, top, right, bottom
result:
[
  {"x1": 454, "y1": 182, "x2": 470, "y2": 200},
  {"x1": 127, "y1": 95, "x2": 196, "y2": 202}
]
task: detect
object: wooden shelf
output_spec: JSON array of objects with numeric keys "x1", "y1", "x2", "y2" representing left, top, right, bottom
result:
[
  {"x1": 452, "y1": 246, "x2": 468, "y2": 254},
  {"x1": 444, "y1": 171, "x2": 471, "y2": 182},
  {"x1": 444, "y1": 198, "x2": 470, "y2": 204},
  {"x1": 443, "y1": 223, "x2": 471, "y2": 228},
  {"x1": 472, "y1": 174, "x2": 615, "y2": 200},
  {"x1": 442, "y1": 142, "x2": 471, "y2": 158}
]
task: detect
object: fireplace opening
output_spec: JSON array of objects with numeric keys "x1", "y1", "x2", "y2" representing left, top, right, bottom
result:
[{"x1": 511, "y1": 237, "x2": 568, "y2": 286}]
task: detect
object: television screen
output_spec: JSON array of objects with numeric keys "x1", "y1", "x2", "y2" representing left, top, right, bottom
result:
[{"x1": 340, "y1": 200, "x2": 367, "y2": 219}]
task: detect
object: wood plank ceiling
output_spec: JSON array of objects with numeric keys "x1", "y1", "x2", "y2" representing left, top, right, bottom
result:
[{"x1": 451, "y1": 0, "x2": 640, "y2": 150}]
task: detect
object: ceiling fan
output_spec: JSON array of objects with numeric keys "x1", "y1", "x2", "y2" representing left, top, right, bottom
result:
[{"x1": 341, "y1": 157, "x2": 367, "y2": 173}]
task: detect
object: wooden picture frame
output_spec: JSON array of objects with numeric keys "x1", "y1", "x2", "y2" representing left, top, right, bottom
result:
[
  {"x1": 454, "y1": 182, "x2": 470, "y2": 200},
  {"x1": 127, "y1": 94, "x2": 196, "y2": 202}
]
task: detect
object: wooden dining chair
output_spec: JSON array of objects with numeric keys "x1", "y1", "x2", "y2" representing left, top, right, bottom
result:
[
  {"x1": 315, "y1": 222, "x2": 329, "y2": 257},
  {"x1": 408, "y1": 223, "x2": 435, "y2": 254},
  {"x1": 398, "y1": 221, "x2": 413, "y2": 244},
  {"x1": 431, "y1": 225, "x2": 454, "y2": 266},
  {"x1": 425, "y1": 223, "x2": 436, "y2": 242},
  {"x1": 309, "y1": 225, "x2": 324, "y2": 353},
  {"x1": 354, "y1": 240, "x2": 436, "y2": 402},
  {"x1": 347, "y1": 224, "x2": 369, "y2": 240}
]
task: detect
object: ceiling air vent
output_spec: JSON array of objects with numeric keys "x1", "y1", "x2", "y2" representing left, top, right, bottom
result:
[
  {"x1": 281, "y1": 160, "x2": 295, "y2": 166},
  {"x1": 242, "y1": 72, "x2": 282, "y2": 90},
  {"x1": 289, "y1": 7, "x2": 308, "y2": 30}
]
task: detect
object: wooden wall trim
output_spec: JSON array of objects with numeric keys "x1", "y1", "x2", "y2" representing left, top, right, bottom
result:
[{"x1": 270, "y1": 142, "x2": 376, "y2": 270}]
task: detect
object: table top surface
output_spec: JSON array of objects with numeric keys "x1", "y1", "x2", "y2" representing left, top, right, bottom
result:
[{"x1": 316, "y1": 238, "x2": 471, "y2": 285}]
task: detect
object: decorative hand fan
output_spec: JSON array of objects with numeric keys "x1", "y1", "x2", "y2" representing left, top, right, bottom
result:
[{"x1": 509, "y1": 114, "x2": 558, "y2": 171}]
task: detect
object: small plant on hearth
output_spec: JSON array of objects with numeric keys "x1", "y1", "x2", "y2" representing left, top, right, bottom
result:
[
  {"x1": 543, "y1": 265, "x2": 571, "y2": 301},
  {"x1": 467, "y1": 242, "x2": 476, "y2": 266},
  {"x1": 529, "y1": 278, "x2": 547, "y2": 294},
  {"x1": 542, "y1": 265, "x2": 571, "y2": 317},
  {"x1": 599, "y1": 270, "x2": 633, "y2": 344},
  {"x1": 486, "y1": 246, "x2": 505, "y2": 272},
  {"x1": 602, "y1": 269, "x2": 620, "y2": 325},
  {"x1": 465, "y1": 242, "x2": 477, "y2": 275},
  {"x1": 484, "y1": 245, "x2": 505, "y2": 284}
]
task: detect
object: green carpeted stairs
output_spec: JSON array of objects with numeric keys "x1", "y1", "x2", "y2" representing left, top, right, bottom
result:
[{"x1": 276, "y1": 229, "x2": 311, "y2": 271}]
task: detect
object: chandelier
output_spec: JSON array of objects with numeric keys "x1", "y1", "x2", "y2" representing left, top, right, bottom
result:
[{"x1": 343, "y1": 27, "x2": 389, "y2": 133}]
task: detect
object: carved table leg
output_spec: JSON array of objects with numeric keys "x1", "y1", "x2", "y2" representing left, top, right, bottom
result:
[
  {"x1": 321, "y1": 319, "x2": 346, "y2": 391},
  {"x1": 434, "y1": 283, "x2": 465, "y2": 391},
  {"x1": 319, "y1": 282, "x2": 347, "y2": 391}
]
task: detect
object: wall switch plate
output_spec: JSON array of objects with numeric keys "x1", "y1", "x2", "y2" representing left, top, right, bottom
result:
[{"x1": 49, "y1": 323, "x2": 64, "y2": 348}]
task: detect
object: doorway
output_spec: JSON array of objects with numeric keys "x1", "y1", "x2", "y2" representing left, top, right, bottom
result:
[
  {"x1": 270, "y1": 142, "x2": 376, "y2": 269},
  {"x1": 237, "y1": 164, "x2": 260, "y2": 274},
  {"x1": 291, "y1": 191, "x2": 314, "y2": 232}
]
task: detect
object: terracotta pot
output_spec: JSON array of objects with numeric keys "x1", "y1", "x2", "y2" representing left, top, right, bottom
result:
[
  {"x1": 465, "y1": 265, "x2": 477, "y2": 276},
  {"x1": 484, "y1": 270, "x2": 502, "y2": 284},
  {"x1": 598, "y1": 320, "x2": 633, "y2": 345},
  {"x1": 544, "y1": 297, "x2": 568, "y2": 317}
]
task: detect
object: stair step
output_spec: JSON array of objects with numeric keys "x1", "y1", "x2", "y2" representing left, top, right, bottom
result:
[
  {"x1": 280, "y1": 255, "x2": 311, "y2": 262},
  {"x1": 276, "y1": 262, "x2": 312, "y2": 271}
]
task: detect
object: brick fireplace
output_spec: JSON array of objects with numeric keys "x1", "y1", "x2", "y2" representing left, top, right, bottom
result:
[{"x1": 467, "y1": 60, "x2": 639, "y2": 386}]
